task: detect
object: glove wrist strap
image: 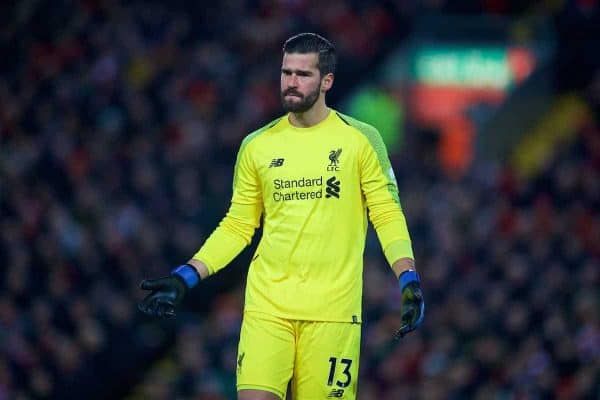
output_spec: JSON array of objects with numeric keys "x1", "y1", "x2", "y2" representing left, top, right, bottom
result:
[
  {"x1": 399, "y1": 269, "x2": 420, "y2": 291},
  {"x1": 172, "y1": 264, "x2": 201, "y2": 289}
]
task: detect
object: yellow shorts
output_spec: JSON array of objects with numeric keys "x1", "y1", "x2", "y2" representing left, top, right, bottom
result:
[{"x1": 236, "y1": 311, "x2": 361, "y2": 400}]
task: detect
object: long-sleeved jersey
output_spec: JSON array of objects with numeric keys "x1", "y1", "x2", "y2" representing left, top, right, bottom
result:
[{"x1": 193, "y1": 109, "x2": 413, "y2": 322}]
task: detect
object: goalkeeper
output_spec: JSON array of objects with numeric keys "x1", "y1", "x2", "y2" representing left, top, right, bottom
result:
[{"x1": 139, "y1": 32, "x2": 424, "y2": 400}]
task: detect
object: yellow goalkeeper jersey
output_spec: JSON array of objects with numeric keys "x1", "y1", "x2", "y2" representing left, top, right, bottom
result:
[{"x1": 193, "y1": 109, "x2": 413, "y2": 322}]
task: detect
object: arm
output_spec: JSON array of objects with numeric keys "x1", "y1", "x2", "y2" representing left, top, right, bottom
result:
[
  {"x1": 391, "y1": 257, "x2": 415, "y2": 279},
  {"x1": 191, "y1": 136, "x2": 263, "y2": 276},
  {"x1": 359, "y1": 131, "x2": 424, "y2": 337},
  {"x1": 359, "y1": 131, "x2": 414, "y2": 271},
  {"x1": 189, "y1": 199, "x2": 262, "y2": 276},
  {"x1": 139, "y1": 138, "x2": 262, "y2": 318},
  {"x1": 186, "y1": 259, "x2": 210, "y2": 279}
]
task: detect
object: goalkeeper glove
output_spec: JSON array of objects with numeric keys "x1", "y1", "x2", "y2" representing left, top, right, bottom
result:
[
  {"x1": 138, "y1": 264, "x2": 200, "y2": 318},
  {"x1": 396, "y1": 269, "x2": 424, "y2": 339}
]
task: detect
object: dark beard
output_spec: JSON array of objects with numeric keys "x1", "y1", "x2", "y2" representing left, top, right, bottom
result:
[{"x1": 281, "y1": 87, "x2": 320, "y2": 113}]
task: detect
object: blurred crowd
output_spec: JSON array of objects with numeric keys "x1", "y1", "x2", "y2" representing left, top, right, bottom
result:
[{"x1": 1, "y1": 0, "x2": 598, "y2": 399}]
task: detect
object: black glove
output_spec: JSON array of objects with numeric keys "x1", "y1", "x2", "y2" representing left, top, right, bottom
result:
[
  {"x1": 395, "y1": 270, "x2": 424, "y2": 339},
  {"x1": 138, "y1": 264, "x2": 200, "y2": 318}
]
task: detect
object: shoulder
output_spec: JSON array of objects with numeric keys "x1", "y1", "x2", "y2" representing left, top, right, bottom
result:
[
  {"x1": 334, "y1": 111, "x2": 378, "y2": 135},
  {"x1": 240, "y1": 116, "x2": 285, "y2": 152},
  {"x1": 333, "y1": 111, "x2": 384, "y2": 149}
]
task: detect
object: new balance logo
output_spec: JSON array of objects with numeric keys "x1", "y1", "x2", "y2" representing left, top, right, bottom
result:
[
  {"x1": 328, "y1": 389, "x2": 344, "y2": 398},
  {"x1": 269, "y1": 158, "x2": 284, "y2": 167},
  {"x1": 325, "y1": 176, "x2": 340, "y2": 198}
]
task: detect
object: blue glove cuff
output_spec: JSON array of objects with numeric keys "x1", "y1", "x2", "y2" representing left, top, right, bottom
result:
[
  {"x1": 172, "y1": 264, "x2": 201, "y2": 289},
  {"x1": 399, "y1": 269, "x2": 420, "y2": 291}
]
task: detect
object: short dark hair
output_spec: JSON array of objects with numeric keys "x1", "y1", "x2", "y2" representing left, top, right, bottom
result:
[{"x1": 283, "y1": 33, "x2": 336, "y2": 76}]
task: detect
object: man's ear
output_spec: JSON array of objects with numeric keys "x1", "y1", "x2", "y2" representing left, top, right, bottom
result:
[{"x1": 321, "y1": 73, "x2": 334, "y2": 93}]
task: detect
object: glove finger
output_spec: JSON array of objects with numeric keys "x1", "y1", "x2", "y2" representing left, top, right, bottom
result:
[
  {"x1": 164, "y1": 308, "x2": 175, "y2": 318},
  {"x1": 138, "y1": 291, "x2": 160, "y2": 312},
  {"x1": 154, "y1": 300, "x2": 177, "y2": 318},
  {"x1": 138, "y1": 301, "x2": 148, "y2": 314},
  {"x1": 395, "y1": 325, "x2": 407, "y2": 339},
  {"x1": 138, "y1": 294, "x2": 154, "y2": 315},
  {"x1": 159, "y1": 301, "x2": 176, "y2": 318},
  {"x1": 157, "y1": 304, "x2": 175, "y2": 318},
  {"x1": 140, "y1": 278, "x2": 167, "y2": 291},
  {"x1": 139, "y1": 299, "x2": 157, "y2": 316},
  {"x1": 151, "y1": 298, "x2": 168, "y2": 318},
  {"x1": 156, "y1": 303, "x2": 165, "y2": 318},
  {"x1": 396, "y1": 323, "x2": 415, "y2": 339}
]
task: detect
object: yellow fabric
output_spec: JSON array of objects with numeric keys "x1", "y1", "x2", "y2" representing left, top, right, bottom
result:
[
  {"x1": 237, "y1": 311, "x2": 361, "y2": 400},
  {"x1": 193, "y1": 109, "x2": 413, "y2": 322}
]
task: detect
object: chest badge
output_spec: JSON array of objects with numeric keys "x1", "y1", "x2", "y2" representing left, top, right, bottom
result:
[{"x1": 327, "y1": 148, "x2": 342, "y2": 171}]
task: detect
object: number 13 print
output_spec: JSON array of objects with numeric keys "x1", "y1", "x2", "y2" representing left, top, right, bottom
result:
[{"x1": 327, "y1": 357, "x2": 353, "y2": 387}]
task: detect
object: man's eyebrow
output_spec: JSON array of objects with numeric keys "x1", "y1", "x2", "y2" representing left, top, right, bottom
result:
[{"x1": 281, "y1": 68, "x2": 314, "y2": 75}]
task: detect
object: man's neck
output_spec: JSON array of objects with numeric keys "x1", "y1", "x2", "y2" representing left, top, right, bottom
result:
[{"x1": 288, "y1": 103, "x2": 330, "y2": 128}]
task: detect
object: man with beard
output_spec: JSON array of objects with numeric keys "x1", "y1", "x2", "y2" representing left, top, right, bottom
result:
[{"x1": 138, "y1": 33, "x2": 424, "y2": 400}]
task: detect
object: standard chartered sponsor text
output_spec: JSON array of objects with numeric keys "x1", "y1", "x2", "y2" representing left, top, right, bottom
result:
[{"x1": 273, "y1": 176, "x2": 323, "y2": 201}]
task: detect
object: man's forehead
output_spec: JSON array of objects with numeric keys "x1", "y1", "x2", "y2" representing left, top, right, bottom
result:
[{"x1": 282, "y1": 52, "x2": 319, "y2": 70}]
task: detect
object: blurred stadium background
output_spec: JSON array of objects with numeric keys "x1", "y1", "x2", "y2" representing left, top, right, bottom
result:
[{"x1": 1, "y1": 0, "x2": 598, "y2": 399}]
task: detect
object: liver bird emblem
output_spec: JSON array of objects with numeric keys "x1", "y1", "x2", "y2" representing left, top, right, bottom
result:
[{"x1": 329, "y1": 148, "x2": 342, "y2": 166}]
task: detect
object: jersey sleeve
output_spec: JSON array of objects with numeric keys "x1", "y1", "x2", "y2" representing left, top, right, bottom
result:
[
  {"x1": 359, "y1": 128, "x2": 414, "y2": 265},
  {"x1": 192, "y1": 138, "x2": 263, "y2": 275}
]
